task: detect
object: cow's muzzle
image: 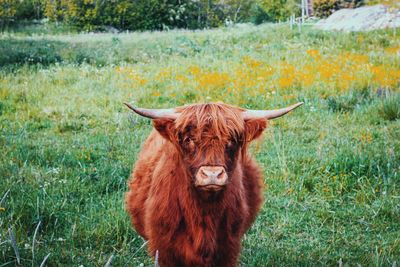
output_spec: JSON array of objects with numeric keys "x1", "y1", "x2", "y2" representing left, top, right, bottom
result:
[{"x1": 194, "y1": 166, "x2": 228, "y2": 191}]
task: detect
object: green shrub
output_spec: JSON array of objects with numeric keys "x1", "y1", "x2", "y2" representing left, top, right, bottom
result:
[
  {"x1": 257, "y1": 0, "x2": 300, "y2": 22},
  {"x1": 326, "y1": 89, "x2": 372, "y2": 113},
  {"x1": 340, "y1": 0, "x2": 365, "y2": 8},
  {"x1": 313, "y1": 0, "x2": 340, "y2": 18},
  {"x1": 378, "y1": 94, "x2": 400, "y2": 121},
  {"x1": 0, "y1": 39, "x2": 63, "y2": 66},
  {"x1": 250, "y1": 4, "x2": 272, "y2": 24},
  {"x1": 313, "y1": 0, "x2": 365, "y2": 18}
]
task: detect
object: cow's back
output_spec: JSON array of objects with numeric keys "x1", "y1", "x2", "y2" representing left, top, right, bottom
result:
[{"x1": 125, "y1": 130, "x2": 167, "y2": 239}]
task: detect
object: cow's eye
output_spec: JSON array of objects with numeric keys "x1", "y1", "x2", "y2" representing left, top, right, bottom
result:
[
  {"x1": 226, "y1": 140, "x2": 235, "y2": 149},
  {"x1": 226, "y1": 139, "x2": 239, "y2": 154},
  {"x1": 226, "y1": 141, "x2": 232, "y2": 148},
  {"x1": 183, "y1": 137, "x2": 195, "y2": 149}
]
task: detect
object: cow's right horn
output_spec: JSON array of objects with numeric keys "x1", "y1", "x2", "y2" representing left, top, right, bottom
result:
[
  {"x1": 124, "y1": 103, "x2": 178, "y2": 120},
  {"x1": 242, "y1": 102, "x2": 303, "y2": 120}
]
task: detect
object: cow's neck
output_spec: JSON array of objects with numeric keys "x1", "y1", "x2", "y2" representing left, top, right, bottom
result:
[{"x1": 175, "y1": 161, "x2": 246, "y2": 257}]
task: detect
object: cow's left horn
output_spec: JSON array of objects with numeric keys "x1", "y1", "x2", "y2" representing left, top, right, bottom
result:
[
  {"x1": 242, "y1": 102, "x2": 303, "y2": 120},
  {"x1": 124, "y1": 103, "x2": 179, "y2": 119}
]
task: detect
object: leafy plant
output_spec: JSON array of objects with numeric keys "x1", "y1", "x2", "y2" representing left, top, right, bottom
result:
[
  {"x1": 326, "y1": 88, "x2": 373, "y2": 112},
  {"x1": 378, "y1": 93, "x2": 400, "y2": 121},
  {"x1": 257, "y1": 0, "x2": 300, "y2": 22},
  {"x1": 313, "y1": 0, "x2": 340, "y2": 18}
]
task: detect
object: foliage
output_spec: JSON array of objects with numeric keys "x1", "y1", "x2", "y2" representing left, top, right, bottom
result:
[
  {"x1": 378, "y1": 93, "x2": 400, "y2": 121},
  {"x1": 313, "y1": 0, "x2": 340, "y2": 18},
  {"x1": 365, "y1": 0, "x2": 397, "y2": 8},
  {"x1": 0, "y1": 0, "x2": 44, "y2": 31},
  {"x1": 40, "y1": 0, "x2": 260, "y2": 31},
  {"x1": 0, "y1": 24, "x2": 400, "y2": 266},
  {"x1": 219, "y1": 0, "x2": 258, "y2": 23},
  {"x1": 0, "y1": 39, "x2": 63, "y2": 66},
  {"x1": 250, "y1": 4, "x2": 272, "y2": 24},
  {"x1": 256, "y1": 0, "x2": 300, "y2": 21},
  {"x1": 340, "y1": 0, "x2": 365, "y2": 8},
  {"x1": 2, "y1": 0, "x2": 304, "y2": 31},
  {"x1": 15, "y1": 0, "x2": 44, "y2": 20},
  {"x1": 326, "y1": 89, "x2": 372, "y2": 113},
  {"x1": 0, "y1": 0, "x2": 16, "y2": 30},
  {"x1": 313, "y1": 0, "x2": 365, "y2": 18}
]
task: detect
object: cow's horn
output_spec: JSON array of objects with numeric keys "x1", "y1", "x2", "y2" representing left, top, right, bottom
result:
[
  {"x1": 124, "y1": 103, "x2": 178, "y2": 119},
  {"x1": 242, "y1": 102, "x2": 304, "y2": 120}
]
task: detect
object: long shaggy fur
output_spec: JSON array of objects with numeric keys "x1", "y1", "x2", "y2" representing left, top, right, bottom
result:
[{"x1": 125, "y1": 103, "x2": 267, "y2": 267}]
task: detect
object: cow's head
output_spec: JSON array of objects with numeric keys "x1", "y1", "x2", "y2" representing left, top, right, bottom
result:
[{"x1": 125, "y1": 102, "x2": 302, "y2": 192}]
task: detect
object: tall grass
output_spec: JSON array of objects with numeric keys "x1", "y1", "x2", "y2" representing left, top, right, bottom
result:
[{"x1": 0, "y1": 24, "x2": 399, "y2": 266}]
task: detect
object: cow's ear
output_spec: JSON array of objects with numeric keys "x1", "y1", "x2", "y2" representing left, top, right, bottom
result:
[
  {"x1": 244, "y1": 118, "x2": 268, "y2": 142},
  {"x1": 153, "y1": 118, "x2": 176, "y2": 141}
]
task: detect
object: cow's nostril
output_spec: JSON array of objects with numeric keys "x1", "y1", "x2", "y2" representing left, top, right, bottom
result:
[
  {"x1": 200, "y1": 169, "x2": 208, "y2": 179},
  {"x1": 217, "y1": 169, "x2": 225, "y2": 179}
]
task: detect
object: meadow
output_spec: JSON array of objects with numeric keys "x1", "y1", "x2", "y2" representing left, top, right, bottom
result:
[{"x1": 0, "y1": 23, "x2": 399, "y2": 266}]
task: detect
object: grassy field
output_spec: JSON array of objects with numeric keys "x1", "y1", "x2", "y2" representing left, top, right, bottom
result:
[{"x1": 0, "y1": 24, "x2": 400, "y2": 266}]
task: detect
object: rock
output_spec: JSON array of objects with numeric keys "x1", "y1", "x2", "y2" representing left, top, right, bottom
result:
[{"x1": 314, "y1": 5, "x2": 400, "y2": 31}]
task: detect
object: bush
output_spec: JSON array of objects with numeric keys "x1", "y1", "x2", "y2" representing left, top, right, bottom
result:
[
  {"x1": 326, "y1": 89, "x2": 372, "y2": 113},
  {"x1": 313, "y1": 0, "x2": 365, "y2": 18},
  {"x1": 257, "y1": 0, "x2": 300, "y2": 22},
  {"x1": 0, "y1": 39, "x2": 63, "y2": 66},
  {"x1": 313, "y1": 0, "x2": 340, "y2": 18},
  {"x1": 250, "y1": 4, "x2": 272, "y2": 24},
  {"x1": 340, "y1": 0, "x2": 365, "y2": 8},
  {"x1": 378, "y1": 94, "x2": 400, "y2": 121}
]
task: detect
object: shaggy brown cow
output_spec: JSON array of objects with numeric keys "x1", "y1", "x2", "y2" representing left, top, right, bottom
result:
[{"x1": 125, "y1": 102, "x2": 302, "y2": 267}]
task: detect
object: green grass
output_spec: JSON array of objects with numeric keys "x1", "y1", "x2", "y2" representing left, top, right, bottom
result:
[{"x1": 0, "y1": 24, "x2": 399, "y2": 266}]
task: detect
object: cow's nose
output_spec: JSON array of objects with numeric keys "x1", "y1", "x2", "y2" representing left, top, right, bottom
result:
[
  {"x1": 195, "y1": 166, "x2": 228, "y2": 190},
  {"x1": 199, "y1": 166, "x2": 225, "y2": 180}
]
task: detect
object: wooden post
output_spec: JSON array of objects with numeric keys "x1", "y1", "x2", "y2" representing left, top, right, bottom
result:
[
  {"x1": 308, "y1": 0, "x2": 313, "y2": 16},
  {"x1": 298, "y1": 16, "x2": 302, "y2": 32},
  {"x1": 290, "y1": 14, "x2": 294, "y2": 30},
  {"x1": 305, "y1": 0, "x2": 309, "y2": 17}
]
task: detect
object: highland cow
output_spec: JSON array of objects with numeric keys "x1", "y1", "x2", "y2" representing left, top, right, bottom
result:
[{"x1": 125, "y1": 102, "x2": 302, "y2": 267}]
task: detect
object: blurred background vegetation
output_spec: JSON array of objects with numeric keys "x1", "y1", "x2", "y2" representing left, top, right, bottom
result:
[{"x1": 0, "y1": 0, "x2": 396, "y2": 33}]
